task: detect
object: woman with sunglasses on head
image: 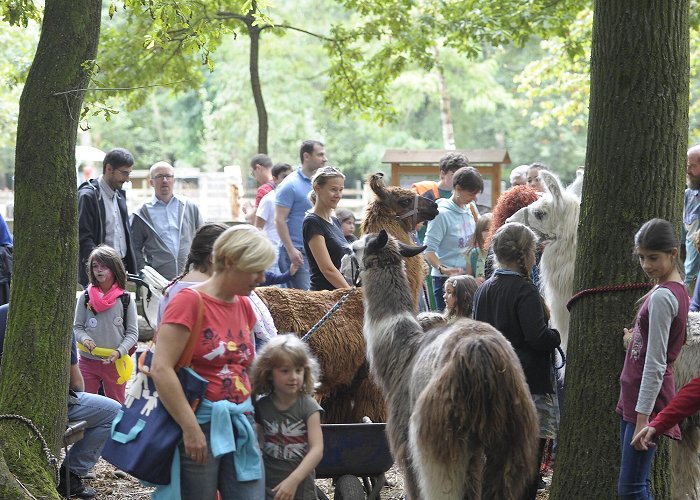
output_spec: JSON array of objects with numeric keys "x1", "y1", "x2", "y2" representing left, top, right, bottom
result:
[{"x1": 302, "y1": 166, "x2": 351, "y2": 291}]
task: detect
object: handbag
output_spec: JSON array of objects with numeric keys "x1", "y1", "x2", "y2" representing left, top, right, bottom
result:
[{"x1": 101, "y1": 289, "x2": 208, "y2": 485}]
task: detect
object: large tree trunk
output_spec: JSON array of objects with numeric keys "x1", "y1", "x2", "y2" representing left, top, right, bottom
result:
[
  {"x1": 0, "y1": 1, "x2": 101, "y2": 497},
  {"x1": 550, "y1": 2, "x2": 689, "y2": 499}
]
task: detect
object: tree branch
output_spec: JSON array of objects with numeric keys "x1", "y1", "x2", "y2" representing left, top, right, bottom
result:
[{"x1": 52, "y1": 81, "x2": 189, "y2": 96}]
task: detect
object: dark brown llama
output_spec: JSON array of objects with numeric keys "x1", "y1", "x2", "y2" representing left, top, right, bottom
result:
[{"x1": 358, "y1": 230, "x2": 539, "y2": 499}]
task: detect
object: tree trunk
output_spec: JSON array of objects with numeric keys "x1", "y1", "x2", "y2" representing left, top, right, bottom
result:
[
  {"x1": 550, "y1": 2, "x2": 689, "y2": 499},
  {"x1": 248, "y1": 12, "x2": 268, "y2": 155},
  {"x1": 433, "y1": 47, "x2": 455, "y2": 150},
  {"x1": 0, "y1": 1, "x2": 102, "y2": 498}
]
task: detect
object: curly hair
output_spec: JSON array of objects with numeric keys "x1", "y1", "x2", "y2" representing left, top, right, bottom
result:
[
  {"x1": 439, "y1": 152, "x2": 470, "y2": 174},
  {"x1": 250, "y1": 334, "x2": 321, "y2": 397},
  {"x1": 487, "y1": 185, "x2": 539, "y2": 247}
]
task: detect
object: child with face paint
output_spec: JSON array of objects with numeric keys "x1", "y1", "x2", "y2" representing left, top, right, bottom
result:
[{"x1": 74, "y1": 245, "x2": 138, "y2": 403}]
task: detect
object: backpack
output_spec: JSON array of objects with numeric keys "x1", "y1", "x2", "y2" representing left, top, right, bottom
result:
[
  {"x1": 410, "y1": 180, "x2": 440, "y2": 200},
  {"x1": 84, "y1": 289, "x2": 130, "y2": 327},
  {"x1": 410, "y1": 180, "x2": 480, "y2": 223}
]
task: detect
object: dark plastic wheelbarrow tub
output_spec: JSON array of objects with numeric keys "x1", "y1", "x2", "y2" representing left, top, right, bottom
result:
[{"x1": 316, "y1": 422, "x2": 394, "y2": 478}]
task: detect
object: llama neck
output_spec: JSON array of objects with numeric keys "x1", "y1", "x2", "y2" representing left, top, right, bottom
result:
[{"x1": 363, "y1": 265, "x2": 415, "y2": 319}]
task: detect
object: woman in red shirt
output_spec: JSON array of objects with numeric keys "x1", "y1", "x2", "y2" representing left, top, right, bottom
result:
[{"x1": 151, "y1": 224, "x2": 276, "y2": 499}]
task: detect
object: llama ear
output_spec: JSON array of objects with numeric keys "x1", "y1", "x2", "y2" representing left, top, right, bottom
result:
[
  {"x1": 567, "y1": 168, "x2": 584, "y2": 199},
  {"x1": 366, "y1": 229, "x2": 389, "y2": 254},
  {"x1": 377, "y1": 229, "x2": 389, "y2": 247},
  {"x1": 398, "y1": 241, "x2": 427, "y2": 258},
  {"x1": 541, "y1": 170, "x2": 563, "y2": 200},
  {"x1": 368, "y1": 173, "x2": 388, "y2": 200}
]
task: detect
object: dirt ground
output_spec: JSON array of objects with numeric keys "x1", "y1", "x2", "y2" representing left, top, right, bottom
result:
[{"x1": 86, "y1": 459, "x2": 550, "y2": 499}]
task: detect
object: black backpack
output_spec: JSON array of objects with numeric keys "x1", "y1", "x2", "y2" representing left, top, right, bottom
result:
[{"x1": 83, "y1": 289, "x2": 130, "y2": 326}]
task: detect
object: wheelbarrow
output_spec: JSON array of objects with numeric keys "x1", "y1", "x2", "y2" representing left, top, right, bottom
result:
[{"x1": 315, "y1": 421, "x2": 394, "y2": 500}]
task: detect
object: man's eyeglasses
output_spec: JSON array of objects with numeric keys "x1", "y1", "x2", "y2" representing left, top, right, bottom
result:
[
  {"x1": 152, "y1": 174, "x2": 175, "y2": 181},
  {"x1": 114, "y1": 169, "x2": 132, "y2": 179}
]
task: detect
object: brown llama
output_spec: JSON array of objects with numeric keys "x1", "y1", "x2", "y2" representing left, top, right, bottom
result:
[
  {"x1": 360, "y1": 172, "x2": 430, "y2": 310},
  {"x1": 357, "y1": 229, "x2": 539, "y2": 500},
  {"x1": 255, "y1": 174, "x2": 438, "y2": 423}
]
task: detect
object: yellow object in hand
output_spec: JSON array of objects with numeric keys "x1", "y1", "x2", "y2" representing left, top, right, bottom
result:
[{"x1": 76, "y1": 342, "x2": 134, "y2": 385}]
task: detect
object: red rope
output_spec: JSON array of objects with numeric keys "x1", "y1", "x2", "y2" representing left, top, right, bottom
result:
[{"x1": 566, "y1": 282, "x2": 653, "y2": 311}]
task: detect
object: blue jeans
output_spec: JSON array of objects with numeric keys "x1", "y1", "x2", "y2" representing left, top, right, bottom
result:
[
  {"x1": 66, "y1": 391, "x2": 121, "y2": 475},
  {"x1": 618, "y1": 419, "x2": 657, "y2": 499},
  {"x1": 432, "y1": 276, "x2": 447, "y2": 312},
  {"x1": 179, "y1": 421, "x2": 264, "y2": 500},
  {"x1": 278, "y1": 246, "x2": 310, "y2": 290}
]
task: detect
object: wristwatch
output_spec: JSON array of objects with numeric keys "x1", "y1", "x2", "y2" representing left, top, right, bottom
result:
[{"x1": 437, "y1": 264, "x2": 445, "y2": 274}]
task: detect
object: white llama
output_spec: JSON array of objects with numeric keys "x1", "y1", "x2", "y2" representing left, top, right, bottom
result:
[
  {"x1": 509, "y1": 170, "x2": 700, "y2": 499},
  {"x1": 506, "y1": 169, "x2": 582, "y2": 356},
  {"x1": 357, "y1": 230, "x2": 539, "y2": 500}
]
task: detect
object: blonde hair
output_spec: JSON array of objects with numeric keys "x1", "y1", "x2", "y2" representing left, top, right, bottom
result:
[
  {"x1": 312, "y1": 166, "x2": 345, "y2": 187},
  {"x1": 212, "y1": 224, "x2": 275, "y2": 273},
  {"x1": 250, "y1": 335, "x2": 321, "y2": 396}
]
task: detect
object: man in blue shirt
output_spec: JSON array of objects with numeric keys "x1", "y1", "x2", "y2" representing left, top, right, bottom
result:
[
  {"x1": 685, "y1": 145, "x2": 700, "y2": 290},
  {"x1": 131, "y1": 162, "x2": 203, "y2": 280},
  {"x1": 274, "y1": 140, "x2": 327, "y2": 290}
]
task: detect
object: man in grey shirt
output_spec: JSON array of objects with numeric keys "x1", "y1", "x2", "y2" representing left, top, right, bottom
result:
[
  {"x1": 77, "y1": 148, "x2": 137, "y2": 287},
  {"x1": 131, "y1": 161, "x2": 204, "y2": 280}
]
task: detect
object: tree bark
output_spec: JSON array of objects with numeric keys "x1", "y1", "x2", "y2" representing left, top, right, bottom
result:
[
  {"x1": 550, "y1": 2, "x2": 689, "y2": 499},
  {"x1": 0, "y1": 0, "x2": 102, "y2": 497},
  {"x1": 248, "y1": 3, "x2": 268, "y2": 155}
]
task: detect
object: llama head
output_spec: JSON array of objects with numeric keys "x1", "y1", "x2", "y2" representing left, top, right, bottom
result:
[
  {"x1": 367, "y1": 173, "x2": 439, "y2": 230},
  {"x1": 341, "y1": 230, "x2": 426, "y2": 283},
  {"x1": 506, "y1": 170, "x2": 582, "y2": 244}
]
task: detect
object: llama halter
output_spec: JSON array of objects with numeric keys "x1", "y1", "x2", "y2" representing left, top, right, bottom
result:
[{"x1": 395, "y1": 193, "x2": 420, "y2": 230}]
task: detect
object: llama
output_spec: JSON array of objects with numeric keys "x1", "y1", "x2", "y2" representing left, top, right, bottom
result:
[
  {"x1": 509, "y1": 170, "x2": 700, "y2": 499},
  {"x1": 360, "y1": 172, "x2": 433, "y2": 309},
  {"x1": 255, "y1": 174, "x2": 438, "y2": 423},
  {"x1": 506, "y1": 169, "x2": 582, "y2": 356},
  {"x1": 357, "y1": 229, "x2": 539, "y2": 500}
]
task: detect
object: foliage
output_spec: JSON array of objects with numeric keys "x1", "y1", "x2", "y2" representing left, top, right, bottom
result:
[
  {"x1": 325, "y1": 0, "x2": 589, "y2": 122},
  {"x1": 0, "y1": 0, "x2": 634, "y2": 188},
  {"x1": 517, "y1": 5, "x2": 700, "y2": 147}
]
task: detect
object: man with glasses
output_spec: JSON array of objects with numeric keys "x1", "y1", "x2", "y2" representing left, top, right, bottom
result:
[
  {"x1": 78, "y1": 147, "x2": 138, "y2": 287},
  {"x1": 130, "y1": 161, "x2": 203, "y2": 280}
]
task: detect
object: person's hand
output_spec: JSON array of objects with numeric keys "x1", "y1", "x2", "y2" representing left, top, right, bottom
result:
[
  {"x1": 290, "y1": 248, "x2": 304, "y2": 267},
  {"x1": 444, "y1": 266, "x2": 464, "y2": 276},
  {"x1": 103, "y1": 350, "x2": 120, "y2": 364},
  {"x1": 289, "y1": 262, "x2": 299, "y2": 276},
  {"x1": 182, "y1": 426, "x2": 208, "y2": 464},
  {"x1": 633, "y1": 413, "x2": 650, "y2": 447},
  {"x1": 83, "y1": 339, "x2": 96, "y2": 352},
  {"x1": 623, "y1": 327, "x2": 633, "y2": 348},
  {"x1": 241, "y1": 200, "x2": 254, "y2": 215},
  {"x1": 631, "y1": 425, "x2": 658, "y2": 451},
  {"x1": 272, "y1": 476, "x2": 300, "y2": 500}
]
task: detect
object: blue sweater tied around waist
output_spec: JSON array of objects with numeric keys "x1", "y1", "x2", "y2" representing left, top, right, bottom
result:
[{"x1": 151, "y1": 397, "x2": 262, "y2": 499}]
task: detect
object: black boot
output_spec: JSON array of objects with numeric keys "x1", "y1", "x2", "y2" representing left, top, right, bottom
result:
[{"x1": 57, "y1": 464, "x2": 96, "y2": 499}]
